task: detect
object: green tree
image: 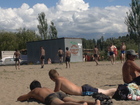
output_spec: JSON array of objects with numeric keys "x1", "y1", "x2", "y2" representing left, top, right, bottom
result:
[
  {"x1": 16, "y1": 28, "x2": 41, "y2": 49},
  {"x1": 0, "y1": 31, "x2": 18, "y2": 51},
  {"x1": 125, "y1": 0, "x2": 140, "y2": 44},
  {"x1": 49, "y1": 21, "x2": 58, "y2": 39},
  {"x1": 37, "y1": 12, "x2": 48, "y2": 40}
]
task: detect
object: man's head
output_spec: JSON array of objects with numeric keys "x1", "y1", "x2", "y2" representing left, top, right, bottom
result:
[
  {"x1": 30, "y1": 80, "x2": 41, "y2": 90},
  {"x1": 126, "y1": 49, "x2": 137, "y2": 59},
  {"x1": 66, "y1": 47, "x2": 69, "y2": 50},
  {"x1": 48, "y1": 69, "x2": 59, "y2": 80}
]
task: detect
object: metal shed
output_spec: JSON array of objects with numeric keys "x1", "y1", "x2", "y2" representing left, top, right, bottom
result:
[{"x1": 26, "y1": 37, "x2": 83, "y2": 64}]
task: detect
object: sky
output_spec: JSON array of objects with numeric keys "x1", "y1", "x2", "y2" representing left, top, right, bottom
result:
[{"x1": 0, "y1": 0, "x2": 132, "y2": 39}]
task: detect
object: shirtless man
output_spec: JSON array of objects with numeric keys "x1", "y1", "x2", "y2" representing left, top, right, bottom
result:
[
  {"x1": 49, "y1": 69, "x2": 116, "y2": 97},
  {"x1": 58, "y1": 48, "x2": 64, "y2": 64},
  {"x1": 40, "y1": 47, "x2": 45, "y2": 68},
  {"x1": 13, "y1": 49, "x2": 20, "y2": 70},
  {"x1": 65, "y1": 47, "x2": 71, "y2": 68},
  {"x1": 122, "y1": 49, "x2": 140, "y2": 85},
  {"x1": 17, "y1": 80, "x2": 100, "y2": 105},
  {"x1": 93, "y1": 45, "x2": 99, "y2": 65},
  {"x1": 109, "y1": 43, "x2": 116, "y2": 65},
  {"x1": 120, "y1": 42, "x2": 126, "y2": 63}
]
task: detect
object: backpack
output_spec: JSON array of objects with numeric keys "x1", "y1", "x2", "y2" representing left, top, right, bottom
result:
[{"x1": 112, "y1": 84, "x2": 129, "y2": 100}]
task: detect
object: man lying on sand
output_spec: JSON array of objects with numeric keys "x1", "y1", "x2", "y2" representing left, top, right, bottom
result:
[
  {"x1": 48, "y1": 69, "x2": 116, "y2": 97},
  {"x1": 17, "y1": 80, "x2": 101, "y2": 105},
  {"x1": 122, "y1": 49, "x2": 140, "y2": 85}
]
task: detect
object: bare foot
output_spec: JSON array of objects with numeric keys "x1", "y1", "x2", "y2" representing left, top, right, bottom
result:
[
  {"x1": 83, "y1": 102, "x2": 88, "y2": 105},
  {"x1": 95, "y1": 100, "x2": 101, "y2": 105}
]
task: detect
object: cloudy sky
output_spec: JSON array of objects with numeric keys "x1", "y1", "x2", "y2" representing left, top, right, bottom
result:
[{"x1": 0, "y1": 0, "x2": 131, "y2": 39}]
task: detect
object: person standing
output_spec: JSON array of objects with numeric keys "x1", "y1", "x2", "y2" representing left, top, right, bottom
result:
[
  {"x1": 93, "y1": 45, "x2": 99, "y2": 65},
  {"x1": 13, "y1": 49, "x2": 21, "y2": 70},
  {"x1": 58, "y1": 48, "x2": 64, "y2": 64},
  {"x1": 120, "y1": 42, "x2": 126, "y2": 63},
  {"x1": 65, "y1": 47, "x2": 71, "y2": 68},
  {"x1": 40, "y1": 46, "x2": 45, "y2": 68},
  {"x1": 109, "y1": 43, "x2": 116, "y2": 65}
]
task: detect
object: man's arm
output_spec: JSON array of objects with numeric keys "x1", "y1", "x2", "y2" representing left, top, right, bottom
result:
[
  {"x1": 131, "y1": 61, "x2": 140, "y2": 71},
  {"x1": 17, "y1": 92, "x2": 32, "y2": 101},
  {"x1": 54, "y1": 79, "x2": 61, "y2": 92}
]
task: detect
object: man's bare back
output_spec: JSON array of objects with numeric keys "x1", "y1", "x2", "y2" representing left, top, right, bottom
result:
[
  {"x1": 65, "y1": 51, "x2": 71, "y2": 57},
  {"x1": 41, "y1": 48, "x2": 45, "y2": 56},
  {"x1": 58, "y1": 49, "x2": 63, "y2": 55},
  {"x1": 93, "y1": 48, "x2": 98, "y2": 55},
  {"x1": 14, "y1": 51, "x2": 20, "y2": 58},
  {"x1": 122, "y1": 59, "x2": 140, "y2": 83},
  {"x1": 55, "y1": 76, "x2": 82, "y2": 95},
  {"x1": 17, "y1": 87, "x2": 54, "y2": 103}
]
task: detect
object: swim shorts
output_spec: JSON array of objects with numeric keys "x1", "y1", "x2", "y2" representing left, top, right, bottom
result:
[
  {"x1": 14, "y1": 58, "x2": 19, "y2": 61},
  {"x1": 121, "y1": 50, "x2": 125, "y2": 54},
  {"x1": 66, "y1": 56, "x2": 70, "y2": 62},
  {"x1": 109, "y1": 51, "x2": 114, "y2": 56},
  {"x1": 44, "y1": 92, "x2": 68, "y2": 105},
  {"x1": 59, "y1": 54, "x2": 63, "y2": 57},
  {"x1": 81, "y1": 84, "x2": 98, "y2": 96},
  {"x1": 131, "y1": 76, "x2": 140, "y2": 85},
  {"x1": 41, "y1": 55, "x2": 45, "y2": 59},
  {"x1": 94, "y1": 54, "x2": 98, "y2": 58}
]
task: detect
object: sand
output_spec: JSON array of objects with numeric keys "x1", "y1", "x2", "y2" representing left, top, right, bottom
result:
[{"x1": 0, "y1": 60, "x2": 140, "y2": 105}]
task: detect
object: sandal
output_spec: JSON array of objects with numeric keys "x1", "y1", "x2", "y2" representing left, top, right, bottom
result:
[{"x1": 92, "y1": 93, "x2": 113, "y2": 105}]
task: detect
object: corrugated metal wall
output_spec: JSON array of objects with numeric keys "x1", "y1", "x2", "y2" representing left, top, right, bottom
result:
[{"x1": 26, "y1": 38, "x2": 83, "y2": 64}]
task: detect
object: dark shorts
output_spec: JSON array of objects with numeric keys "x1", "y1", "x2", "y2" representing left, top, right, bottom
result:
[
  {"x1": 45, "y1": 92, "x2": 68, "y2": 105},
  {"x1": 81, "y1": 84, "x2": 98, "y2": 96},
  {"x1": 65, "y1": 56, "x2": 70, "y2": 62},
  {"x1": 94, "y1": 54, "x2": 98, "y2": 58},
  {"x1": 14, "y1": 58, "x2": 19, "y2": 62},
  {"x1": 59, "y1": 54, "x2": 63, "y2": 57},
  {"x1": 131, "y1": 76, "x2": 140, "y2": 85},
  {"x1": 41, "y1": 55, "x2": 45, "y2": 59},
  {"x1": 109, "y1": 51, "x2": 114, "y2": 56},
  {"x1": 121, "y1": 50, "x2": 125, "y2": 54}
]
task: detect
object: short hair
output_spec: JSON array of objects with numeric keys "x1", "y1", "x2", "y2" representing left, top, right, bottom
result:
[
  {"x1": 48, "y1": 69, "x2": 59, "y2": 79},
  {"x1": 30, "y1": 80, "x2": 41, "y2": 90},
  {"x1": 66, "y1": 47, "x2": 69, "y2": 50}
]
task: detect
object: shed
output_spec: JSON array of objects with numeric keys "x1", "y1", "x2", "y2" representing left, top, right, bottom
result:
[{"x1": 26, "y1": 37, "x2": 83, "y2": 64}]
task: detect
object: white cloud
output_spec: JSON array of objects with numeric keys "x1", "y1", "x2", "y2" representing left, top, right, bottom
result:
[{"x1": 0, "y1": 0, "x2": 130, "y2": 39}]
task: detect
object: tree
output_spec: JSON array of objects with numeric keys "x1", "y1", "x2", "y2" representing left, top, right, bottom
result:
[
  {"x1": 0, "y1": 31, "x2": 18, "y2": 51},
  {"x1": 49, "y1": 21, "x2": 58, "y2": 39},
  {"x1": 125, "y1": 0, "x2": 140, "y2": 44},
  {"x1": 16, "y1": 28, "x2": 41, "y2": 49},
  {"x1": 37, "y1": 12, "x2": 48, "y2": 40}
]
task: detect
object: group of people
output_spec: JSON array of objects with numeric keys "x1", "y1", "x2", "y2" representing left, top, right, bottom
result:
[
  {"x1": 83, "y1": 42, "x2": 127, "y2": 66},
  {"x1": 17, "y1": 70, "x2": 106, "y2": 105},
  {"x1": 57, "y1": 47, "x2": 71, "y2": 68},
  {"x1": 13, "y1": 46, "x2": 71, "y2": 70},
  {"x1": 17, "y1": 48, "x2": 140, "y2": 105},
  {"x1": 40, "y1": 46, "x2": 71, "y2": 68},
  {"x1": 108, "y1": 42, "x2": 126, "y2": 65}
]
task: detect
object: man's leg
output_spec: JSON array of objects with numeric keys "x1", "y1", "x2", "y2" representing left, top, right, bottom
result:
[
  {"x1": 15, "y1": 61, "x2": 17, "y2": 70},
  {"x1": 18, "y1": 60, "x2": 20, "y2": 69},
  {"x1": 98, "y1": 88, "x2": 117, "y2": 97},
  {"x1": 51, "y1": 98, "x2": 88, "y2": 105}
]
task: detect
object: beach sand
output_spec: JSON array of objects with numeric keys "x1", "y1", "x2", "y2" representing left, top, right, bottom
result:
[{"x1": 0, "y1": 60, "x2": 140, "y2": 105}]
